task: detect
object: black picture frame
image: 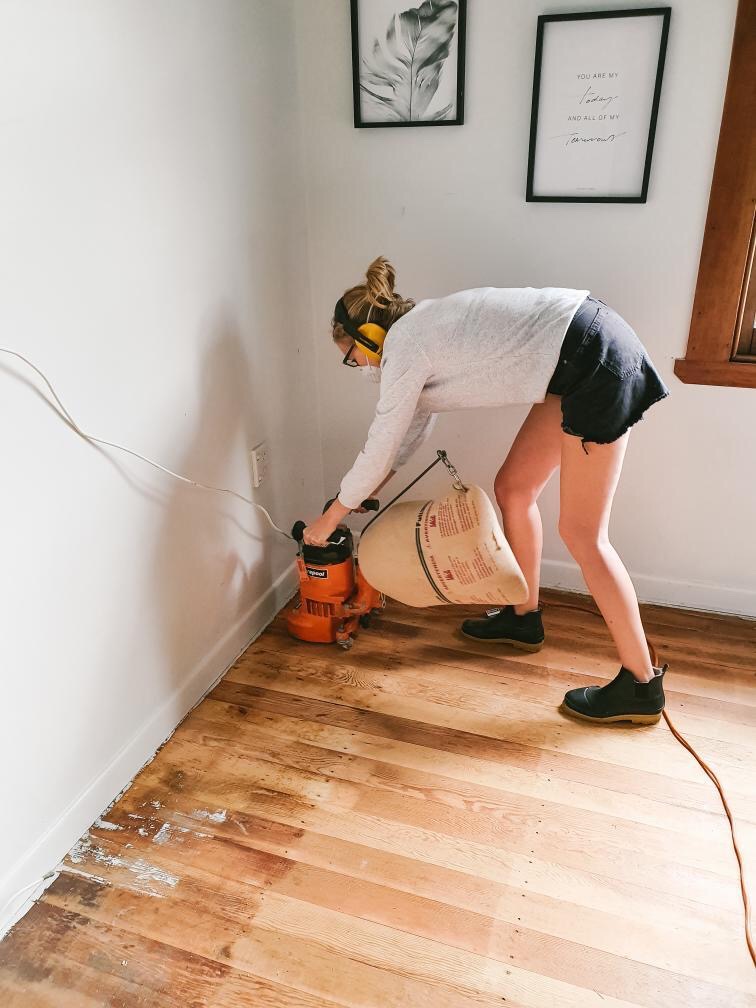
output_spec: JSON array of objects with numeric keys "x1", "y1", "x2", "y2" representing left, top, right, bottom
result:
[
  {"x1": 350, "y1": 0, "x2": 467, "y2": 129},
  {"x1": 526, "y1": 8, "x2": 671, "y2": 203}
]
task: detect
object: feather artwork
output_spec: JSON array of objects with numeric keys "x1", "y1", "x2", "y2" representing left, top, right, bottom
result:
[{"x1": 360, "y1": 1, "x2": 459, "y2": 122}]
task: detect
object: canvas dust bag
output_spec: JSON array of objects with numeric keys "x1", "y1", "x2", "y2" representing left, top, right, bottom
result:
[{"x1": 358, "y1": 485, "x2": 528, "y2": 607}]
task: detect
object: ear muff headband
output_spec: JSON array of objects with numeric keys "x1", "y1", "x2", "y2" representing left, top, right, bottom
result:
[{"x1": 334, "y1": 298, "x2": 386, "y2": 363}]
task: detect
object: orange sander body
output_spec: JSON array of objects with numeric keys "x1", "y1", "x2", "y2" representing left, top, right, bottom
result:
[{"x1": 286, "y1": 500, "x2": 384, "y2": 650}]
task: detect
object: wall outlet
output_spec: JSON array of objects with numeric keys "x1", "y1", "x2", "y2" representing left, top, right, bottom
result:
[{"x1": 250, "y1": 442, "x2": 269, "y2": 488}]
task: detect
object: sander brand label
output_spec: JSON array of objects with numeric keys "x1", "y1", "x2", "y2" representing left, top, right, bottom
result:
[{"x1": 306, "y1": 567, "x2": 328, "y2": 579}]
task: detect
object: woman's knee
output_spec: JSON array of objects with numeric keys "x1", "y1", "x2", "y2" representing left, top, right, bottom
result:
[
  {"x1": 494, "y1": 468, "x2": 540, "y2": 510},
  {"x1": 558, "y1": 517, "x2": 609, "y2": 557}
]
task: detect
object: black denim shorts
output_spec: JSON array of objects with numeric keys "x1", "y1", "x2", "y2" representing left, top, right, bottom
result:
[{"x1": 546, "y1": 295, "x2": 670, "y2": 453}]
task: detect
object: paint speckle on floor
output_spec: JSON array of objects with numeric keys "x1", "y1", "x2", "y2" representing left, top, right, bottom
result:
[
  {"x1": 94, "y1": 818, "x2": 124, "y2": 832},
  {"x1": 192, "y1": 809, "x2": 227, "y2": 823},
  {"x1": 153, "y1": 823, "x2": 172, "y2": 845},
  {"x1": 62, "y1": 866, "x2": 110, "y2": 887},
  {"x1": 65, "y1": 836, "x2": 179, "y2": 896}
]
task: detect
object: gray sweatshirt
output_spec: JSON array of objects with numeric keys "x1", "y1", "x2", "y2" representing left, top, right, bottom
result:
[{"x1": 337, "y1": 286, "x2": 590, "y2": 509}]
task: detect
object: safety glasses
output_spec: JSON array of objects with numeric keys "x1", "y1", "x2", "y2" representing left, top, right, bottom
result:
[{"x1": 342, "y1": 342, "x2": 359, "y2": 367}]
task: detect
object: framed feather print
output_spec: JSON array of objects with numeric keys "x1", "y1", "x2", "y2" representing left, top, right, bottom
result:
[{"x1": 350, "y1": 0, "x2": 466, "y2": 128}]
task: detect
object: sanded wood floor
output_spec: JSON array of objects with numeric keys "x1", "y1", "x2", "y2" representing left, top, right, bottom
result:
[{"x1": 1, "y1": 587, "x2": 755, "y2": 1007}]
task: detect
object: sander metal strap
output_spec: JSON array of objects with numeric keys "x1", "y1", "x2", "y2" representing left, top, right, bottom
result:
[{"x1": 361, "y1": 450, "x2": 467, "y2": 536}]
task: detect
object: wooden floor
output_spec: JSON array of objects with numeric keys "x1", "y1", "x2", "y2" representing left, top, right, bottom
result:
[{"x1": 2, "y1": 587, "x2": 755, "y2": 1007}]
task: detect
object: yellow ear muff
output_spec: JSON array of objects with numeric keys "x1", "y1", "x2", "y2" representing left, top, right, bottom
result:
[{"x1": 356, "y1": 323, "x2": 387, "y2": 364}]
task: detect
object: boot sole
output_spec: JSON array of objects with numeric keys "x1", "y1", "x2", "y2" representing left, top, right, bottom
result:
[
  {"x1": 460, "y1": 629, "x2": 544, "y2": 652},
  {"x1": 560, "y1": 703, "x2": 662, "y2": 726}
]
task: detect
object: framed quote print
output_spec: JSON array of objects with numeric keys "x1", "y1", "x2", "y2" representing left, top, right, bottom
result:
[
  {"x1": 526, "y1": 8, "x2": 671, "y2": 202},
  {"x1": 350, "y1": 0, "x2": 467, "y2": 128}
]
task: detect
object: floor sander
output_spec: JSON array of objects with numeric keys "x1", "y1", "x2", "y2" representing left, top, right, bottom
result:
[
  {"x1": 286, "y1": 497, "x2": 385, "y2": 649},
  {"x1": 285, "y1": 451, "x2": 474, "y2": 649}
]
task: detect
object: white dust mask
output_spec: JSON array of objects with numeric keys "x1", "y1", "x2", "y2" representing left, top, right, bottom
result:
[{"x1": 359, "y1": 361, "x2": 382, "y2": 384}]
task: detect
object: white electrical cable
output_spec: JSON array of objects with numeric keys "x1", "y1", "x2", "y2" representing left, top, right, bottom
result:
[
  {"x1": 0, "y1": 348, "x2": 292, "y2": 540},
  {"x1": 0, "y1": 872, "x2": 57, "y2": 922}
]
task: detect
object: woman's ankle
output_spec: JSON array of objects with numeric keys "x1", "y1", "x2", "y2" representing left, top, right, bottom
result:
[
  {"x1": 622, "y1": 663, "x2": 654, "y2": 683},
  {"x1": 513, "y1": 603, "x2": 539, "y2": 616}
]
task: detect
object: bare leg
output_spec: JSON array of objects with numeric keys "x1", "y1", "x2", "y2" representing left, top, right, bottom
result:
[
  {"x1": 558, "y1": 432, "x2": 654, "y2": 681},
  {"x1": 495, "y1": 394, "x2": 563, "y2": 615}
]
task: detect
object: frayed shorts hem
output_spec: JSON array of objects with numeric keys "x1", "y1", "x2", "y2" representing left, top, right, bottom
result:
[
  {"x1": 547, "y1": 295, "x2": 671, "y2": 454},
  {"x1": 561, "y1": 389, "x2": 671, "y2": 454}
]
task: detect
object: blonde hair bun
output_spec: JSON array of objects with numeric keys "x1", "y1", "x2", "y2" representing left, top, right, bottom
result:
[
  {"x1": 365, "y1": 256, "x2": 398, "y2": 308},
  {"x1": 334, "y1": 255, "x2": 415, "y2": 344}
]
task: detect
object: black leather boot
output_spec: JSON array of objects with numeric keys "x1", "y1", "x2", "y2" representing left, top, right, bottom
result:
[
  {"x1": 460, "y1": 604, "x2": 545, "y2": 652},
  {"x1": 561, "y1": 663, "x2": 668, "y2": 725}
]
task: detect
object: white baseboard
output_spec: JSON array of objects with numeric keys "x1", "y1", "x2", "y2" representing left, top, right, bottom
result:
[
  {"x1": 541, "y1": 559, "x2": 756, "y2": 619},
  {"x1": 0, "y1": 561, "x2": 299, "y2": 939}
]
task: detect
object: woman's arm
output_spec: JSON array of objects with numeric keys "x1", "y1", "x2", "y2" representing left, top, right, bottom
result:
[
  {"x1": 305, "y1": 410, "x2": 432, "y2": 543},
  {"x1": 303, "y1": 340, "x2": 430, "y2": 547},
  {"x1": 337, "y1": 355, "x2": 431, "y2": 509},
  {"x1": 302, "y1": 469, "x2": 396, "y2": 546},
  {"x1": 395, "y1": 410, "x2": 438, "y2": 469},
  {"x1": 372, "y1": 468, "x2": 397, "y2": 495}
]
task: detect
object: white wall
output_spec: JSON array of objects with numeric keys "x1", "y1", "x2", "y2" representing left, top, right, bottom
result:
[
  {"x1": 0, "y1": 0, "x2": 323, "y2": 928},
  {"x1": 295, "y1": 0, "x2": 755, "y2": 617}
]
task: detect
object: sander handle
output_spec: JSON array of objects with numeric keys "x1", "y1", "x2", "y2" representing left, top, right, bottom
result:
[
  {"x1": 290, "y1": 522, "x2": 348, "y2": 547},
  {"x1": 289, "y1": 523, "x2": 352, "y2": 546},
  {"x1": 322, "y1": 497, "x2": 379, "y2": 514},
  {"x1": 291, "y1": 498, "x2": 379, "y2": 544}
]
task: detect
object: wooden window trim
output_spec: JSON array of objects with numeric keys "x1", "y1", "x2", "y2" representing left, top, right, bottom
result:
[{"x1": 673, "y1": 0, "x2": 756, "y2": 388}]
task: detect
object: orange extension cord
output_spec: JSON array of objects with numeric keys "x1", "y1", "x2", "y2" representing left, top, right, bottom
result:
[{"x1": 542, "y1": 598, "x2": 755, "y2": 968}]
